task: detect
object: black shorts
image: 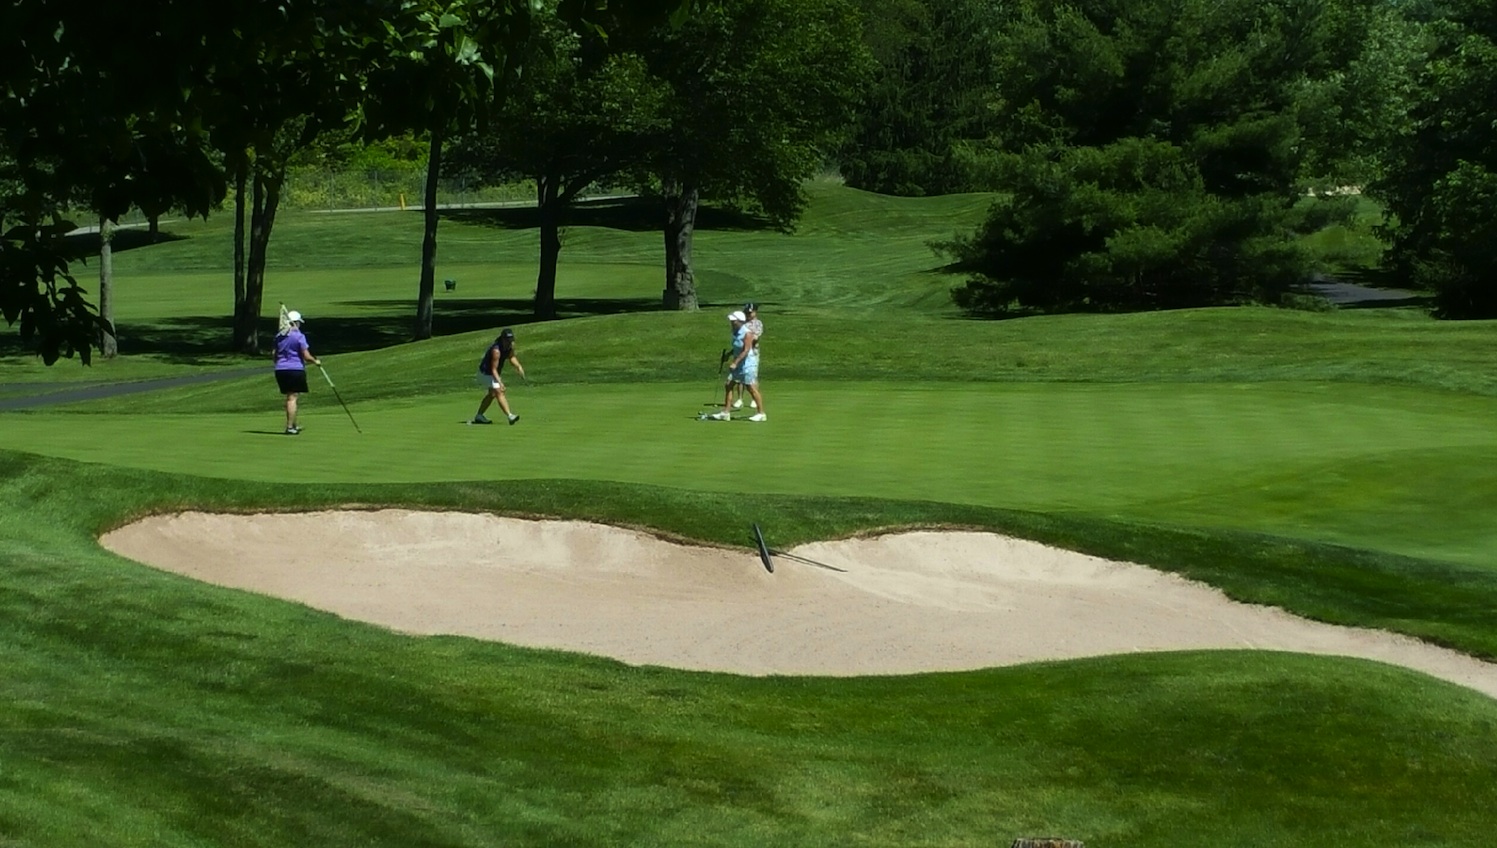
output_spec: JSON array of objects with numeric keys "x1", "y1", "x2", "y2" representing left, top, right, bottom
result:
[{"x1": 275, "y1": 369, "x2": 310, "y2": 394}]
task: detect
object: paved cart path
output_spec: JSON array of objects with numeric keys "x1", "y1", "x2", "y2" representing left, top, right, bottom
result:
[{"x1": 0, "y1": 368, "x2": 260, "y2": 411}]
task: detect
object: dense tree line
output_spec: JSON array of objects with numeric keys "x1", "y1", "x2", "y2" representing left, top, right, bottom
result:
[
  {"x1": 1373, "y1": 0, "x2": 1497, "y2": 317},
  {"x1": 837, "y1": 0, "x2": 1003, "y2": 196},
  {"x1": 940, "y1": 0, "x2": 1394, "y2": 315},
  {"x1": 1, "y1": 0, "x2": 738, "y2": 361},
  {"x1": 445, "y1": 0, "x2": 868, "y2": 317},
  {"x1": 6, "y1": 0, "x2": 1497, "y2": 366},
  {"x1": 840, "y1": 0, "x2": 1497, "y2": 319}
]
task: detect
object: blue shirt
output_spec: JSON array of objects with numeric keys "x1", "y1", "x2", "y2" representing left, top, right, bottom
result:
[{"x1": 733, "y1": 325, "x2": 759, "y2": 364}]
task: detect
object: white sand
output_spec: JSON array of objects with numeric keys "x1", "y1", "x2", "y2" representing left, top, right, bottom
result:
[{"x1": 100, "y1": 510, "x2": 1497, "y2": 697}]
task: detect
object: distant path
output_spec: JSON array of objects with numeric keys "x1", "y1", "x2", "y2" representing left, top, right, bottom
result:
[
  {"x1": 0, "y1": 367, "x2": 260, "y2": 411},
  {"x1": 1305, "y1": 275, "x2": 1425, "y2": 307}
]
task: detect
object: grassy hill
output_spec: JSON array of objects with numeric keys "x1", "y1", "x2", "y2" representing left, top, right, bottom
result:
[{"x1": 2, "y1": 181, "x2": 1496, "y2": 846}]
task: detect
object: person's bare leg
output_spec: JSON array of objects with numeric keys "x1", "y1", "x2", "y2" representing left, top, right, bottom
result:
[
  {"x1": 476, "y1": 392, "x2": 494, "y2": 417},
  {"x1": 496, "y1": 388, "x2": 514, "y2": 418},
  {"x1": 746, "y1": 383, "x2": 764, "y2": 415},
  {"x1": 285, "y1": 393, "x2": 298, "y2": 430}
]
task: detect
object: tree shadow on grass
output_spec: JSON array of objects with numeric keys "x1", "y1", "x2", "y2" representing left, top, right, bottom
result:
[
  {"x1": 0, "y1": 295, "x2": 662, "y2": 362},
  {"x1": 62, "y1": 228, "x2": 189, "y2": 259},
  {"x1": 440, "y1": 195, "x2": 774, "y2": 233}
]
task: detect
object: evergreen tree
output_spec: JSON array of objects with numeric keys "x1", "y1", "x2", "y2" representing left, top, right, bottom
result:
[
  {"x1": 1372, "y1": 0, "x2": 1497, "y2": 317},
  {"x1": 837, "y1": 0, "x2": 1002, "y2": 195},
  {"x1": 944, "y1": 0, "x2": 1388, "y2": 315}
]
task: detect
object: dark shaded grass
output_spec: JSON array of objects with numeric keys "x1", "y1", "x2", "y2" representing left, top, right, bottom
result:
[
  {"x1": 0, "y1": 298, "x2": 660, "y2": 362},
  {"x1": 439, "y1": 194, "x2": 775, "y2": 234},
  {"x1": 114, "y1": 298, "x2": 654, "y2": 358},
  {"x1": 62, "y1": 226, "x2": 189, "y2": 257}
]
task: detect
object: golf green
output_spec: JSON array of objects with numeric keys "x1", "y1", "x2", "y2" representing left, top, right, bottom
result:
[{"x1": 8, "y1": 379, "x2": 1496, "y2": 567}]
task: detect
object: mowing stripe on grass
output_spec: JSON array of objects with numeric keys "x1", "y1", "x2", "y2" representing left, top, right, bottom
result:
[{"x1": 6, "y1": 380, "x2": 1496, "y2": 567}]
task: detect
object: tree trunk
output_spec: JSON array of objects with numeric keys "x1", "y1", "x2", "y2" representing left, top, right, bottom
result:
[
  {"x1": 534, "y1": 169, "x2": 562, "y2": 320},
  {"x1": 661, "y1": 179, "x2": 700, "y2": 311},
  {"x1": 414, "y1": 132, "x2": 442, "y2": 340},
  {"x1": 236, "y1": 163, "x2": 283, "y2": 355},
  {"x1": 98, "y1": 215, "x2": 118, "y2": 358},
  {"x1": 147, "y1": 214, "x2": 160, "y2": 242},
  {"x1": 232, "y1": 159, "x2": 246, "y2": 347}
]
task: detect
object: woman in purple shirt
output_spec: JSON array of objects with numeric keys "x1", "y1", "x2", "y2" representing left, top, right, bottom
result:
[{"x1": 273, "y1": 310, "x2": 321, "y2": 435}]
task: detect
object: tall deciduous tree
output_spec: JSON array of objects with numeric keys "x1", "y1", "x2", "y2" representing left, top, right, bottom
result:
[
  {"x1": 1, "y1": 1, "x2": 225, "y2": 364},
  {"x1": 447, "y1": 0, "x2": 705, "y2": 320},
  {"x1": 449, "y1": 10, "x2": 669, "y2": 319},
  {"x1": 205, "y1": 0, "x2": 391, "y2": 354},
  {"x1": 363, "y1": 0, "x2": 533, "y2": 340},
  {"x1": 641, "y1": 0, "x2": 872, "y2": 310},
  {"x1": 97, "y1": 216, "x2": 116, "y2": 358}
]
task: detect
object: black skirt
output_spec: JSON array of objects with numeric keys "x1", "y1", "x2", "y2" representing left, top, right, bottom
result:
[{"x1": 275, "y1": 369, "x2": 310, "y2": 394}]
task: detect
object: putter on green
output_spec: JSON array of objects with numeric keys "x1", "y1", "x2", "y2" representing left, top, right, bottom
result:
[
  {"x1": 712, "y1": 349, "x2": 731, "y2": 405},
  {"x1": 317, "y1": 364, "x2": 363, "y2": 434}
]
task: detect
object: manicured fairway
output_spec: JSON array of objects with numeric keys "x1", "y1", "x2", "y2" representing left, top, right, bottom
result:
[{"x1": 4, "y1": 182, "x2": 1497, "y2": 847}]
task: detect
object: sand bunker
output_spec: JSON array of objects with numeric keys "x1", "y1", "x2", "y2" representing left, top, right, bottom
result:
[{"x1": 101, "y1": 510, "x2": 1497, "y2": 697}]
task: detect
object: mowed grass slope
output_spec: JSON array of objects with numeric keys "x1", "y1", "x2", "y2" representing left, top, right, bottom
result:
[
  {"x1": 3, "y1": 182, "x2": 1497, "y2": 845},
  {"x1": 3, "y1": 454, "x2": 1497, "y2": 847},
  {"x1": 6, "y1": 193, "x2": 1496, "y2": 574}
]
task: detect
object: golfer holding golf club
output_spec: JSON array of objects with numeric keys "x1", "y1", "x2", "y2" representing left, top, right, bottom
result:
[
  {"x1": 471, "y1": 328, "x2": 525, "y2": 425},
  {"x1": 732, "y1": 301, "x2": 764, "y2": 410},
  {"x1": 273, "y1": 310, "x2": 320, "y2": 435},
  {"x1": 709, "y1": 311, "x2": 765, "y2": 421}
]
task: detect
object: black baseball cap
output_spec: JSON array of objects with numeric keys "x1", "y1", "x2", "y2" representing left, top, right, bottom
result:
[
  {"x1": 743, "y1": 302, "x2": 758, "y2": 312},
  {"x1": 500, "y1": 328, "x2": 515, "y2": 338}
]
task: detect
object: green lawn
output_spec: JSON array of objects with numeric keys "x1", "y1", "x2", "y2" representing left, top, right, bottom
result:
[
  {"x1": 9, "y1": 379, "x2": 1497, "y2": 568},
  {"x1": 3, "y1": 182, "x2": 1497, "y2": 846}
]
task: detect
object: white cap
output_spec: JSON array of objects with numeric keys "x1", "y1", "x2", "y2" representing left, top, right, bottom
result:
[
  {"x1": 727, "y1": 310, "x2": 746, "y2": 322},
  {"x1": 286, "y1": 310, "x2": 303, "y2": 323}
]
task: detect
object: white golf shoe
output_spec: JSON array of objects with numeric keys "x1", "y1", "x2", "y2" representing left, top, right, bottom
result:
[
  {"x1": 708, "y1": 411, "x2": 731, "y2": 421},
  {"x1": 731, "y1": 399, "x2": 744, "y2": 409},
  {"x1": 748, "y1": 413, "x2": 767, "y2": 422}
]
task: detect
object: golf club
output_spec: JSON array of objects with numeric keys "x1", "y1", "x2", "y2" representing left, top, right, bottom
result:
[
  {"x1": 701, "y1": 348, "x2": 731, "y2": 413},
  {"x1": 317, "y1": 364, "x2": 363, "y2": 434}
]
